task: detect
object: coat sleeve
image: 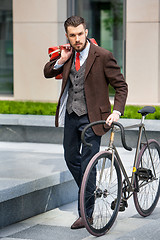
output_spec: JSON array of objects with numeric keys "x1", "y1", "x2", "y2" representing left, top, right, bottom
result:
[
  {"x1": 104, "y1": 52, "x2": 128, "y2": 115},
  {"x1": 43, "y1": 60, "x2": 63, "y2": 78}
]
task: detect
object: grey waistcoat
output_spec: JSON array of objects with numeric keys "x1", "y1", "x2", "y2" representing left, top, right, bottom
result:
[{"x1": 66, "y1": 60, "x2": 87, "y2": 116}]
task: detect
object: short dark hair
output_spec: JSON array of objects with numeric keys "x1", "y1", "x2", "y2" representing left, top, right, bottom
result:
[{"x1": 64, "y1": 16, "x2": 86, "y2": 33}]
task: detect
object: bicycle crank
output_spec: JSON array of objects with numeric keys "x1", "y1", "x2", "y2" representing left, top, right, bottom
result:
[{"x1": 111, "y1": 198, "x2": 128, "y2": 212}]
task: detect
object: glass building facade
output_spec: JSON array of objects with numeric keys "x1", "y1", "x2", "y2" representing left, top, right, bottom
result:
[{"x1": 0, "y1": 0, "x2": 13, "y2": 95}]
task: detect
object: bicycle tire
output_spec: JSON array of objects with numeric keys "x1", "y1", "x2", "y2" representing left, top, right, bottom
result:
[
  {"x1": 133, "y1": 139, "x2": 160, "y2": 217},
  {"x1": 80, "y1": 151, "x2": 122, "y2": 236}
]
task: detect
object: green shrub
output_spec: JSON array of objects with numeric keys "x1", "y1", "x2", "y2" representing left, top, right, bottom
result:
[
  {"x1": 0, "y1": 101, "x2": 57, "y2": 115},
  {"x1": 0, "y1": 101, "x2": 159, "y2": 119},
  {"x1": 122, "y1": 105, "x2": 160, "y2": 120}
]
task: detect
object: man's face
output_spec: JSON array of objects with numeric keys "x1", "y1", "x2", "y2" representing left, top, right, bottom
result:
[{"x1": 66, "y1": 24, "x2": 88, "y2": 52}]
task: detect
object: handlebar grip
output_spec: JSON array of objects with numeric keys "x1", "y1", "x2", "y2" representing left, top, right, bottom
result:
[
  {"x1": 81, "y1": 120, "x2": 106, "y2": 147},
  {"x1": 81, "y1": 120, "x2": 132, "y2": 151}
]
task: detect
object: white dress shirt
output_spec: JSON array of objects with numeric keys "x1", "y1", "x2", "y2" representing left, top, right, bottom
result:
[{"x1": 54, "y1": 41, "x2": 90, "y2": 69}]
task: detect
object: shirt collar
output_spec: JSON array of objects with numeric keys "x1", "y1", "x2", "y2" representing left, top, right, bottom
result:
[{"x1": 75, "y1": 40, "x2": 90, "y2": 59}]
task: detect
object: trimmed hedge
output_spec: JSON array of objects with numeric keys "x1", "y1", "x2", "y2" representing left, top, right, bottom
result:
[
  {"x1": 122, "y1": 105, "x2": 160, "y2": 120},
  {"x1": 0, "y1": 101, "x2": 159, "y2": 119},
  {"x1": 0, "y1": 101, "x2": 57, "y2": 115}
]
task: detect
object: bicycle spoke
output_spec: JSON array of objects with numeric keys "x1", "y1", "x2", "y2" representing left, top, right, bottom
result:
[
  {"x1": 134, "y1": 140, "x2": 160, "y2": 216},
  {"x1": 80, "y1": 151, "x2": 122, "y2": 236}
]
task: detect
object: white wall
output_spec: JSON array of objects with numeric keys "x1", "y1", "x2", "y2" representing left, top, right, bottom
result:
[
  {"x1": 126, "y1": 0, "x2": 160, "y2": 105},
  {"x1": 13, "y1": 0, "x2": 67, "y2": 102}
]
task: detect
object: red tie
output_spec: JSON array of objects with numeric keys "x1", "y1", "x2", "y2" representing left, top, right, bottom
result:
[{"x1": 75, "y1": 52, "x2": 80, "y2": 71}]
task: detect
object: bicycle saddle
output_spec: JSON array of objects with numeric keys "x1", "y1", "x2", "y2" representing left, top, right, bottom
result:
[{"x1": 138, "y1": 106, "x2": 155, "y2": 116}]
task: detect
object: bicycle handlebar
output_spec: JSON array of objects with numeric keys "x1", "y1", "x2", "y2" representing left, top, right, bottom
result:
[{"x1": 81, "y1": 120, "x2": 132, "y2": 151}]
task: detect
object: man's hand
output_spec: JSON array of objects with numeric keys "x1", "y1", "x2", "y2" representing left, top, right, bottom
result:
[
  {"x1": 58, "y1": 45, "x2": 73, "y2": 65},
  {"x1": 106, "y1": 112, "x2": 120, "y2": 126}
]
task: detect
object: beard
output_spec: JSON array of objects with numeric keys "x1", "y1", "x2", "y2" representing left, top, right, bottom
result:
[{"x1": 68, "y1": 37, "x2": 88, "y2": 52}]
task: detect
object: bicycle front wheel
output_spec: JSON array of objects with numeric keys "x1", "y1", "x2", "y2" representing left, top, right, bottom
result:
[
  {"x1": 133, "y1": 139, "x2": 160, "y2": 217},
  {"x1": 80, "y1": 151, "x2": 122, "y2": 236}
]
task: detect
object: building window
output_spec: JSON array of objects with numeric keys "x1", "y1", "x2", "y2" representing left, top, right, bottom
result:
[
  {"x1": 69, "y1": 0, "x2": 125, "y2": 96},
  {"x1": 0, "y1": 0, "x2": 13, "y2": 95}
]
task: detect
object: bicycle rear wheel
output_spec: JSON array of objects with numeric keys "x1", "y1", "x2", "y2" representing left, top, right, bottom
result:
[
  {"x1": 80, "y1": 151, "x2": 122, "y2": 236},
  {"x1": 133, "y1": 139, "x2": 160, "y2": 216}
]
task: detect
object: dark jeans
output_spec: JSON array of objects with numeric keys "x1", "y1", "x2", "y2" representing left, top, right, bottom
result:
[{"x1": 63, "y1": 111, "x2": 101, "y2": 216}]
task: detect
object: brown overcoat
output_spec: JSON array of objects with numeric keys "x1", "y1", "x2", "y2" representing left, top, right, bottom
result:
[{"x1": 44, "y1": 42, "x2": 128, "y2": 136}]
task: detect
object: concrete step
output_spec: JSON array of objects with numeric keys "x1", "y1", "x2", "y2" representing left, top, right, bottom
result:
[
  {"x1": 1, "y1": 155, "x2": 160, "y2": 240},
  {"x1": 0, "y1": 114, "x2": 159, "y2": 147},
  {"x1": 0, "y1": 142, "x2": 78, "y2": 228},
  {"x1": 0, "y1": 144, "x2": 134, "y2": 230},
  {"x1": 0, "y1": 115, "x2": 63, "y2": 144},
  {"x1": 1, "y1": 200, "x2": 160, "y2": 240},
  {"x1": 0, "y1": 140, "x2": 134, "y2": 229}
]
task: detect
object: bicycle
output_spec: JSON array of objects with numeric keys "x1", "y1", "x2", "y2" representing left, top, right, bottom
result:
[{"x1": 80, "y1": 106, "x2": 160, "y2": 237}]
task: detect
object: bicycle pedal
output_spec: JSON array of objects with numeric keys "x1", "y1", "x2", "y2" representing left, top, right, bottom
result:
[
  {"x1": 136, "y1": 168, "x2": 153, "y2": 181},
  {"x1": 111, "y1": 199, "x2": 128, "y2": 212},
  {"x1": 111, "y1": 199, "x2": 116, "y2": 210},
  {"x1": 119, "y1": 199, "x2": 128, "y2": 211}
]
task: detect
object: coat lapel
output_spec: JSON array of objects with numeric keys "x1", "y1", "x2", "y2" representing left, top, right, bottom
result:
[
  {"x1": 61, "y1": 54, "x2": 74, "y2": 90},
  {"x1": 85, "y1": 43, "x2": 99, "y2": 79}
]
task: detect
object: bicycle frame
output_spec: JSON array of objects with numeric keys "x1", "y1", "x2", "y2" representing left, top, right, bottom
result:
[
  {"x1": 107, "y1": 116, "x2": 153, "y2": 199},
  {"x1": 81, "y1": 106, "x2": 157, "y2": 202}
]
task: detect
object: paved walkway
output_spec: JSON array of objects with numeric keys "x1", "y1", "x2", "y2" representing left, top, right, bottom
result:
[
  {"x1": 0, "y1": 143, "x2": 160, "y2": 239},
  {"x1": 0, "y1": 196, "x2": 160, "y2": 240}
]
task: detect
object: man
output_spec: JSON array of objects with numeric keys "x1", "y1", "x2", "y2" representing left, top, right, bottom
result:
[{"x1": 44, "y1": 16, "x2": 128, "y2": 229}]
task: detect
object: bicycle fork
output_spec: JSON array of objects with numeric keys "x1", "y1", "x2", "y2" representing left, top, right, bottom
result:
[
  {"x1": 101, "y1": 127, "x2": 116, "y2": 186},
  {"x1": 98, "y1": 128, "x2": 115, "y2": 188},
  {"x1": 109, "y1": 127, "x2": 133, "y2": 194},
  {"x1": 109, "y1": 129, "x2": 116, "y2": 185}
]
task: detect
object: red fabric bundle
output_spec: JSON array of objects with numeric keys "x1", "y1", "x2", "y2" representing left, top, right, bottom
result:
[{"x1": 48, "y1": 39, "x2": 98, "y2": 79}]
